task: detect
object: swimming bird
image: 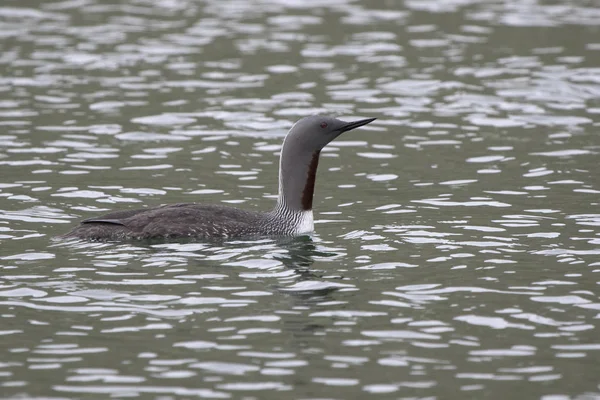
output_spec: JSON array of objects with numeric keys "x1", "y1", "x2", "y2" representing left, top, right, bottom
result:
[{"x1": 61, "y1": 115, "x2": 376, "y2": 241}]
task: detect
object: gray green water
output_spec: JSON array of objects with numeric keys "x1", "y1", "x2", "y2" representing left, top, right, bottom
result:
[{"x1": 1, "y1": 0, "x2": 599, "y2": 398}]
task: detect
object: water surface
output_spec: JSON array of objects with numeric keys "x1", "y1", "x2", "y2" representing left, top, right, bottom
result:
[{"x1": 1, "y1": 0, "x2": 599, "y2": 398}]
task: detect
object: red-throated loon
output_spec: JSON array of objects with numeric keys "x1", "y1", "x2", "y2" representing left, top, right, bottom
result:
[{"x1": 61, "y1": 115, "x2": 376, "y2": 241}]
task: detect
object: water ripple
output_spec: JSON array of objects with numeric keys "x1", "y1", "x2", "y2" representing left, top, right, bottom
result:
[{"x1": 1, "y1": 0, "x2": 599, "y2": 398}]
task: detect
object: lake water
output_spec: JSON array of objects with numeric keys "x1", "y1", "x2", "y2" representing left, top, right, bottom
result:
[{"x1": 1, "y1": 0, "x2": 599, "y2": 398}]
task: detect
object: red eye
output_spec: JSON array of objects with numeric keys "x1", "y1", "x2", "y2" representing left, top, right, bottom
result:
[{"x1": 320, "y1": 122, "x2": 328, "y2": 128}]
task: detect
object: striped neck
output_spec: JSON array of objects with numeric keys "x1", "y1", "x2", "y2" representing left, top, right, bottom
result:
[
  {"x1": 270, "y1": 205, "x2": 314, "y2": 235},
  {"x1": 271, "y1": 134, "x2": 320, "y2": 234}
]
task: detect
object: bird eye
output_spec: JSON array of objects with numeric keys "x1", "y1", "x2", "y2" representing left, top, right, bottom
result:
[{"x1": 320, "y1": 122, "x2": 328, "y2": 128}]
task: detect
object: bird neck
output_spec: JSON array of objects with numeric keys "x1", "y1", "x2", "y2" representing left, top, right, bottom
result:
[{"x1": 273, "y1": 137, "x2": 321, "y2": 219}]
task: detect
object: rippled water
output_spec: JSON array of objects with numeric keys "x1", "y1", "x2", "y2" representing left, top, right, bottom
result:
[{"x1": 1, "y1": 0, "x2": 600, "y2": 398}]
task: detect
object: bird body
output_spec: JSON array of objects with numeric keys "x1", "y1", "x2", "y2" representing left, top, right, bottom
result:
[
  {"x1": 69, "y1": 203, "x2": 313, "y2": 240},
  {"x1": 61, "y1": 115, "x2": 375, "y2": 241}
]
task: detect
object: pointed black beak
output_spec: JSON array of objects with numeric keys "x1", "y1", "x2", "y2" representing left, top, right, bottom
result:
[{"x1": 338, "y1": 117, "x2": 377, "y2": 133}]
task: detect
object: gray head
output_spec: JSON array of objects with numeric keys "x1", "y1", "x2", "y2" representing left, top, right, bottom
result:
[
  {"x1": 284, "y1": 115, "x2": 377, "y2": 154},
  {"x1": 275, "y1": 115, "x2": 376, "y2": 217}
]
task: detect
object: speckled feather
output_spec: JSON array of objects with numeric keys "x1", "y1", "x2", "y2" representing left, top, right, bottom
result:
[{"x1": 61, "y1": 203, "x2": 297, "y2": 240}]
